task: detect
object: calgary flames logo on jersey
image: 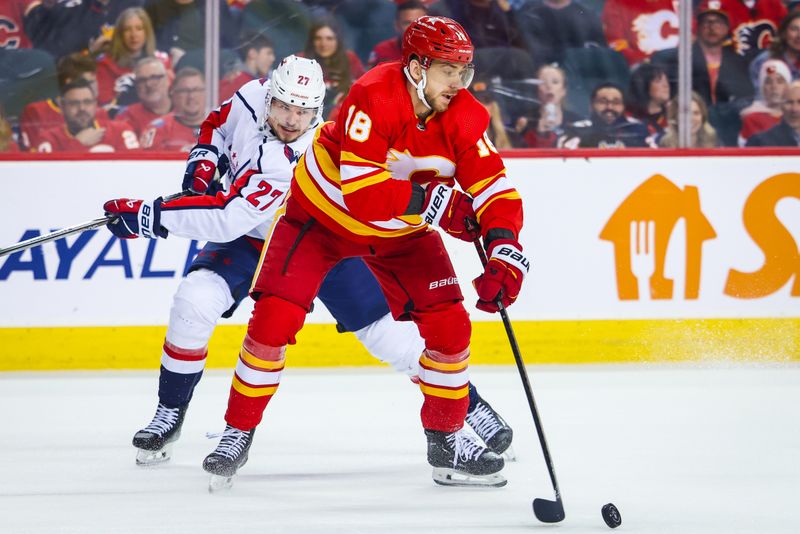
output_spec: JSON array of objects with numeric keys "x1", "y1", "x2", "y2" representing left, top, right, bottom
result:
[
  {"x1": 385, "y1": 149, "x2": 456, "y2": 184},
  {"x1": 632, "y1": 10, "x2": 679, "y2": 55},
  {"x1": 733, "y1": 20, "x2": 777, "y2": 56}
]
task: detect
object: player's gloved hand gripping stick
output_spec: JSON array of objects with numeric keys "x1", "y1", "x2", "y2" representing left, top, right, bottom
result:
[
  {"x1": 0, "y1": 190, "x2": 188, "y2": 258},
  {"x1": 469, "y1": 223, "x2": 565, "y2": 524}
]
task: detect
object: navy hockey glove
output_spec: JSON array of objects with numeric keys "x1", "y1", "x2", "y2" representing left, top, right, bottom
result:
[
  {"x1": 473, "y1": 232, "x2": 529, "y2": 313},
  {"x1": 103, "y1": 198, "x2": 167, "y2": 239},
  {"x1": 183, "y1": 144, "x2": 219, "y2": 193},
  {"x1": 413, "y1": 183, "x2": 480, "y2": 242}
]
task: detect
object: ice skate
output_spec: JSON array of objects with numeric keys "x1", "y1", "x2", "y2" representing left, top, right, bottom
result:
[
  {"x1": 426, "y1": 428, "x2": 506, "y2": 487},
  {"x1": 203, "y1": 424, "x2": 255, "y2": 492},
  {"x1": 466, "y1": 387, "x2": 516, "y2": 461},
  {"x1": 132, "y1": 403, "x2": 188, "y2": 465}
]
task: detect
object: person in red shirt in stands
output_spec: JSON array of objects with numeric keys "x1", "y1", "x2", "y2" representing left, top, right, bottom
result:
[
  {"x1": 218, "y1": 32, "x2": 276, "y2": 103},
  {"x1": 115, "y1": 57, "x2": 172, "y2": 137},
  {"x1": 0, "y1": 0, "x2": 34, "y2": 49},
  {"x1": 95, "y1": 6, "x2": 170, "y2": 107},
  {"x1": 19, "y1": 53, "x2": 111, "y2": 150},
  {"x1": 603, "y1": 0, "x2": 679, "y2": 66},
  {"x1": 141, "y1": 67, "x2": 205, "y2": 151},
  {"x1": 739, "y1": 58, "x2": 791, "y2": 145},
  {"x1": 34, "y1": 78, "x2": 139, "y2": 153},
  {"x1": 367, "y1": 1, "x2": 428, "y2": 69}
]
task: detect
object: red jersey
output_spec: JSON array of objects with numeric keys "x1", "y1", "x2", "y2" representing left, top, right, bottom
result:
[
  {"x1": 291, "y1": 61, "x2": 523, "y2": 245},
  {"x1": 603, "y1": 0, "x2": 679, "y2": 65},
  {"x1": 219, "y1": 71, "x2": 256, "y2": 103},
  {"x1": 367, "y1": 37, "x2": 402, "y2": 69},
  {"x1": 0, "y1": 0, "x2": 34, "y2": 49},
  {"x1": 738, "y1": 106, "x2": 781, "y2": 145},
  {"x1": 715, "y1": 0, "x2": 787, "y2": 56},
  {"x1": 20, "y1": 100, "x2": 110, "y2": 149},
  {"x1": 140, "y1": 112, "x2": 199, "y2": 152},
  {"x1": 115, "y1": 102, "x2": 168, "y2": 136},
  {"x1": 95, "y1": 51, "x2": 171, "y2": 106},
  {"x1": 34, "y1": 120, "x2": 140, "y2": 153}
]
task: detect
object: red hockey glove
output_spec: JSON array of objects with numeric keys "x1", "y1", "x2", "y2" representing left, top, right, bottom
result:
[
  {"x1": 473, "y1": 236, "x2": 529, "y2": 313},
  {"x1": 182, "y1": 144, "x2": 219, "y2": 193},
  {"x1": 421, "y1": 183, "x2": 480, "y2": 242},
  {"x1": 103, "y1": 198, "x2": 167, "y2": 239}
]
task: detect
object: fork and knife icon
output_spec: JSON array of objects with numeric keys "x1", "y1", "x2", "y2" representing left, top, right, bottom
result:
[{"x1": 629, "y1": 219, "x2": 686, "y2": 300}]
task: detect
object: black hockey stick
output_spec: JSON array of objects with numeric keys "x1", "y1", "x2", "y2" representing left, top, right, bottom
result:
[
  {"x1": 472, "y1": 236, "x2": 565, "y2": 524},
  {"x1": 0, "y1": 191, "x2": 189, "y2": 259}
]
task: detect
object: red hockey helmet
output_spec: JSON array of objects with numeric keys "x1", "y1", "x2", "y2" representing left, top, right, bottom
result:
[{"x1": 402, "y1": 16, "x2": 474, "y2": 68}]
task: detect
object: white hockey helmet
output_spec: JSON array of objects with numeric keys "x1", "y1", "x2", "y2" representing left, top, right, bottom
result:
[{"x1": 266, "y1": 55, "x2": 326, "y2": 128}]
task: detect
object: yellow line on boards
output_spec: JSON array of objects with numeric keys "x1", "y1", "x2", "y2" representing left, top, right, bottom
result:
[{"x1": 0, "y1": 319, "x2": 797, "y2": 371}]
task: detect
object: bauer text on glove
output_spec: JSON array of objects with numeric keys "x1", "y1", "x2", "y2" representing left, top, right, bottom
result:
[
  {"x1": 103, "y1": 198, "x2": 168, "y2": 239},
  {"x1": 473, "y1": 235, "x2": 529, "y2": 313}
]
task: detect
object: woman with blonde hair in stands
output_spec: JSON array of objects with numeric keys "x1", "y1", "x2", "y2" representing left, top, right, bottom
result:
[
  {"x1": 659, "y1": 91, "x2": 719, "y2": 148},
  {"x1": 738, "y1": 58, "x2": 791, "y2": 146},
  {"x1": 302, "y1": 18, "x2": 365, "y2": 120},
  {"x1": 95, "y1": 7, "x2": 171, "y2": 107}
]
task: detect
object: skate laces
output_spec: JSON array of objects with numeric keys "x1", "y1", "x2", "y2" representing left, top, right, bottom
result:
[
  {"x1": 446, "y1": 430, "x2": 484, "y2": 467},
  {"x1": 142, "y1": 403, "x2": 181, "y2": 436},
  {"x1": 466, "y1": 401, "x2": 503, "y2": 442},
  {"x1": 214, "y1": 425, "x2": 251, "y2": 460}
]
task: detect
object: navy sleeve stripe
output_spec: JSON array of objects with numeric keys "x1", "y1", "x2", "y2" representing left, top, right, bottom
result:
[{"x1": 236, "y1": 91, "x2": 258, "y2": 124}]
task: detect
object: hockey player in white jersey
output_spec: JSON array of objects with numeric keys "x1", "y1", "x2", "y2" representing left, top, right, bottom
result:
[{"x1": 102, "y1": 56, "x2": 513, "y2": 489}]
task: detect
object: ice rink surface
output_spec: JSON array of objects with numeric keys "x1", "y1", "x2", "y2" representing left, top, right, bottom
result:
[{"x1": 1, "y1": 363, "x2": 798, "y2": 534}]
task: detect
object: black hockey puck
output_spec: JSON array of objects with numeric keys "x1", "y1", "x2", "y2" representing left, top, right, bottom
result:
[{"x1": 601, "y1": 503, "x2": 622, "y2": 529}]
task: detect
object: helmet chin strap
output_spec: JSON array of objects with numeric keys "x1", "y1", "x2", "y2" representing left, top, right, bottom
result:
[{"x1": 403, "y1": 65, "x2": 431, "y2": 111}]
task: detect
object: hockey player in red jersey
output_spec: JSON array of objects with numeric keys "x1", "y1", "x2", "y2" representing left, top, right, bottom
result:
[{"x1": 199, "y1": 16, "x2": 527, "y2": 487}]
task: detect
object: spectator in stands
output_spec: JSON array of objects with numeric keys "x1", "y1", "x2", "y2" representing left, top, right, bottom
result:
[
  {"x1": 739, "y1": 58, "x2": 791, "y2": 146},
  {"x1": 141, "y1": 67, "x2": 205, "y2": 151},
  {"x1": 749, "y1": 12, "x2": 800, "y2": 89},
  {"x1": 25, "y1": 0, "x2": 141, "y2": 60},
  {"x1": 145, "y1": 0, "x2": 238, "y2": 65},
  {"x1": 652, "y1": 4, "x2": 753, "y2": 144},
  {"x1": 1, "y1": 0, "x2": 34, "y2": 50},
  {"x1": 514, "y1": 0, "x2": 605, "y2": 66},
  {"x1": 19, "y1": 53, "x2": 110, "y2": 150},
  {"x1": 216, "y1": 31, "x2": 275, "y2": 102},
  {"x1": 701, "y1": 0, "x2": 786, "y2": 60},
  {"x1": 626, "y1": 63, "x2": 670, "y2": 136},
  {"x1": 659, "y1": 91, "x2": 720, "y2": 148},
  {"x1": 367, "y1": 1, "x2": 428, "y2": 69},
  {"x1": 445, "y1": 0, "x2": 526, "y2": 50},
  {"x1": 603, "y1": 0, "x2": 678, "y2": 66},
  {"x1": 303, "y1": 18, "x2": 365, "y2": 119},
  {"x1": 33, "y1": 78, "x2": 140, "y2": 153},
  {"x1": 559, "y1": 82, "x2": 656, "y2": 148},
  {"x1": 517, "y1": 64, "x2": 583, "y2": 148},
  {"x1": 470, "y1": 79, "x2": 517, "y2": 149},
  {"x1": 115, "y1": 57, "x2": 172, "y2": 137},
  {"x1": 96, "y1": 7, "x2": 171, "y2": 107},
  {"x1": 238, "y1": 31, "x2": 275, "y2": 79},
  {"x1": 746, "y1": 80, "x2": 800, "y2": 146},
  {"x1": 0, "y1": 106, "x2": 20, "y2": 152}
]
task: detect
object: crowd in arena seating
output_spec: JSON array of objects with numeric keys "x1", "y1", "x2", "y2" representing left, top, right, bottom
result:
[{"x1": 2, "y1": 0, "x2": 800, "y2": 153}]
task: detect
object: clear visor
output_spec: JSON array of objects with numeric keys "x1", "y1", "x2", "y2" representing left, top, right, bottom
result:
[{"x1": 426, "y1": 60, "x2": 475, "y2": 90}]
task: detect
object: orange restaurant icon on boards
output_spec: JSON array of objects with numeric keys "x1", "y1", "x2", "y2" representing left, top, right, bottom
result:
[{"x1": 600, "y1": 174, "x2": 716, "y2": 301}]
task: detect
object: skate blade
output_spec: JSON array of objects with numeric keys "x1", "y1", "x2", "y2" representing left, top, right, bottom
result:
[
  {"x1": 501, "y1": 445, "x2": 517, "y2": 463},
  {"x1": 431, "y1": 467, "x2": 507, "y2": 488},
  {"x1": 135, "y1": 444, "x2": 173, "y2": 466},
  {"x1": 208, "y1": 474, "x2": 235, "y2": 493}
]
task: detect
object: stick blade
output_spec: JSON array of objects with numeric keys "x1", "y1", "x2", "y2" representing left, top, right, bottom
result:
[{"x1": 533, "y1": 498, "x2": 565, "y2": 523}]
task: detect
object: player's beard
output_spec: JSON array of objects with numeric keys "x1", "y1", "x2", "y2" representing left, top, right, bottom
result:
[{"x1": 424, "y1": 86, "x2": 456, "y2": 113}]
